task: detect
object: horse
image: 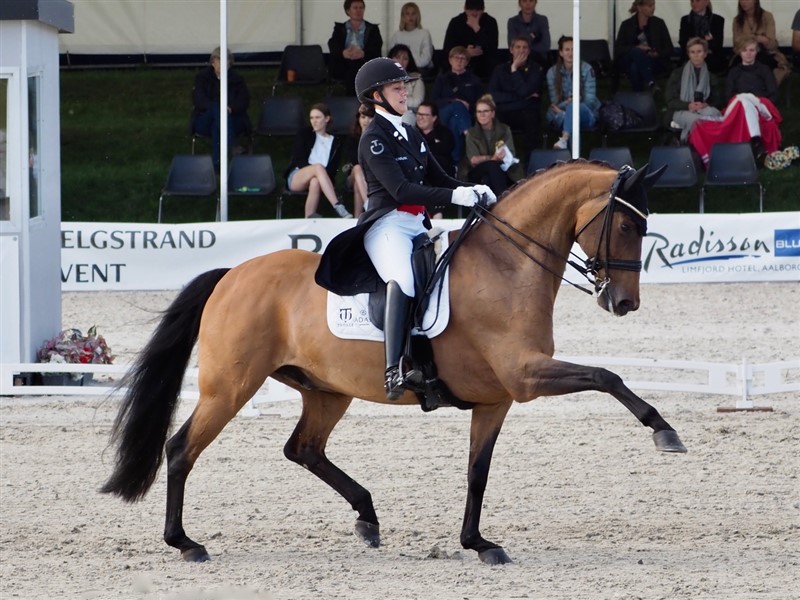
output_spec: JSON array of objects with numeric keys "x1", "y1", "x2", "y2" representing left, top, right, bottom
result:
[{"x1": 101, "y1": 160, "x2": 686, "y2": 566}]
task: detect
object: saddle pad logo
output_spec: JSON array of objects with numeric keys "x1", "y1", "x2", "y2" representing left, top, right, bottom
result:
[
  {"x1": 774, "y1": 229, "x2": 800, "y2": 257},
  {"x1": 370, "y1": 139, "x2": 385, "y2": 155}
]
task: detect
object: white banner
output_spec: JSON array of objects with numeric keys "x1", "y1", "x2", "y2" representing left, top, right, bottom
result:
[{"x1": 60, "y1": 213, "x2": 800, "y2": 291}]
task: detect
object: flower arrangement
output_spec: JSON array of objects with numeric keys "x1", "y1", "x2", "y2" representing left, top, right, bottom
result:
[{"x1": 36, "y1": 326, "x2": 114, "y2": 365}]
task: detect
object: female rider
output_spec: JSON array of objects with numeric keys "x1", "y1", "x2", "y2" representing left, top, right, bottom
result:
[{"x1": 316, "y1": 57, "x2": 496, "y2": 400}]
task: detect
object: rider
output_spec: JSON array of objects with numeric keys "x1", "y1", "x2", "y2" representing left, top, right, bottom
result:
[{"x1": 316, "y1": 57, "x2": 497, "y2": 401}]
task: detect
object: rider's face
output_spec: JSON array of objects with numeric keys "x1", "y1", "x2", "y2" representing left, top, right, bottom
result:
[{"x1": 376, "y1": 81, "x2": 408, "y2": 114}]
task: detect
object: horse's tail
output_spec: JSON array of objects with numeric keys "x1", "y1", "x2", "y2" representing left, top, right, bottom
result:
[{"x1": 100, "y1": 268, "x2": 231, "y2": 502}]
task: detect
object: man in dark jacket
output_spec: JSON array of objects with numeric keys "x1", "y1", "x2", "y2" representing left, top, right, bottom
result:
[
  {"x1": 488, "y1": 36, "x2": 543, "y2": 161},
  {"x1": 328, "y1": 0, "x2": 383, "y2": 95},
  {"x1": 415, "y1": 102, "x2": 456, "y2": 177},
  {"x1": 191, "y1": 47, "x2": 251, "y2": 170},
  {"x1": 442, "y1": 0, "x2": 499, "y2": 80}
]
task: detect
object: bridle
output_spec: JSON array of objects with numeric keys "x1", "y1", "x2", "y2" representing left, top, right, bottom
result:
[{"x1": 454, "y1": 166, "x2": 647, "y2": 297}]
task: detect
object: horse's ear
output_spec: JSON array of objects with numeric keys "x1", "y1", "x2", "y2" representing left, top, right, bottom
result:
[
  {"x1": 622, "y1": 164, "x2": 649, "y2": 194},
  {"x1": 643, "y1": 164, "x2": 668, "y2": 190}
]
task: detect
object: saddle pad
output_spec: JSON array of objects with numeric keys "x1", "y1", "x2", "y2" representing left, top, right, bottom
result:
[{"x1": 327, "y1": 233, "x2": 451, "y2": 341}]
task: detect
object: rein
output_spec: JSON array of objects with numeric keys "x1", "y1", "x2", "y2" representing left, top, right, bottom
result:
[{"x1": 461, "y1": 166, "x2": 645, "y2": 296}]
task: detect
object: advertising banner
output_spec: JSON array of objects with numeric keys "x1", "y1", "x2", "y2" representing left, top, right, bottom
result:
[{"x1": 60, "y1": 213, "x2": 800, "y2": 291}]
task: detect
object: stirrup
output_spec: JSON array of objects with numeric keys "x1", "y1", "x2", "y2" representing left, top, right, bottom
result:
[{"x1": 384, "y1": 358, "x2": 423, "y2": 401}]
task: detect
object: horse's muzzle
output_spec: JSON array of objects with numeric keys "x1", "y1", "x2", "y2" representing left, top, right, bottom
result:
[{"x1": 597, "y1": 287, "x2": 639, "y2": 316}]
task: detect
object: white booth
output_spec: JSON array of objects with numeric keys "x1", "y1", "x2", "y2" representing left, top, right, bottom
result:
[{"x1": 0, "y1": 0, "x2": 73, "y2": 393}]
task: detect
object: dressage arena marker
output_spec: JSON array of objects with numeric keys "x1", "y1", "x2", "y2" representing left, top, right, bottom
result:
[{"x1": 4, "y1": 356, "x2": 797, "y2": 415}]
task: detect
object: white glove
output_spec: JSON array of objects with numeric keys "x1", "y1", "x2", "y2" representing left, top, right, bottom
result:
[
  {"x1": 451, "y1": 186, "x2": 478, "y2": 207},
  {"x1": 471, "y1": 184, "x2": 497, "y2": 205}
]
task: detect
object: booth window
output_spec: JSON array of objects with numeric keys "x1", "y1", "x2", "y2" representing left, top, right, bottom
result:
[
  {"x1": 27, "y1": 75, "x2": 41, "y2": 219},
  {"x1": 0, "y1": 78, "x2": 7, "y2": 221}
]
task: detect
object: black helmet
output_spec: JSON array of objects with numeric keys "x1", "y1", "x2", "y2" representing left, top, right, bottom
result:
[{"x1": 355, "y1": 57, "x2": 418, "y2": 104}]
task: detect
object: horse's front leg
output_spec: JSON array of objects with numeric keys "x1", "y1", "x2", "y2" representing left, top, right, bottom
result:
[
  {"x1": 521, "y1": 356, "x2": 687, "y2": 453},
  {"x1": 461, "y1": 401, "x2": 514, "y2": 565},
  {"x1": 283, "y1": 391, "x2": 382, "y2": 547}
]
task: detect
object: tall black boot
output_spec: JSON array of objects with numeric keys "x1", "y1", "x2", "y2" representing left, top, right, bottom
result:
[{"x1": 384, "y1": 280, "x2": 422, "y2": 400}]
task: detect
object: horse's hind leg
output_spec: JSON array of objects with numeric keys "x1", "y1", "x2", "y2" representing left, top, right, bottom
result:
[
  {"x1": 163, "y1": 392, "x2": 249, "y2": 562},
  {"x1": 283, "y1": 390, "x2": 381, "y2": 547}
]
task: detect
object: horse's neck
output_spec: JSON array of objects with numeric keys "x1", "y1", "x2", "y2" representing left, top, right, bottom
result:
[{"x1": 486, "y1": 171, "x2": 611, "y2": 269}]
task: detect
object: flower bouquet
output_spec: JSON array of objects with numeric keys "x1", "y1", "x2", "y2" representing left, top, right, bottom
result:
[{"x1": 36, "y1": 326, "x2": 114, "y2": 384}]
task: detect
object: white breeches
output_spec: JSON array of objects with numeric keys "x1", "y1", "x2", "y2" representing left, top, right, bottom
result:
[
  {"x1": 726, "y1": 93, "x2": 771, "y2": 138},
  {"x1": 364, "y1": 210, "x2": 427, "y2": 297}
]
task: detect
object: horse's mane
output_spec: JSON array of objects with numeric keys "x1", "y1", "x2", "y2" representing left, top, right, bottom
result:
[{"x1": 496, "y1": 158, "x2": 616, "y2": 207}]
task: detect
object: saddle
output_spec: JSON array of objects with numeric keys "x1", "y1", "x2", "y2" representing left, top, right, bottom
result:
[{"x1": 367, "y1": 231, "x2": 473, "y2": 413}]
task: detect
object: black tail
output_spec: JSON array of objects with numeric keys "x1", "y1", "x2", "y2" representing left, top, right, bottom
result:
[{"x1": 100, "y1": 268, "x2": 230, "y2": 502}]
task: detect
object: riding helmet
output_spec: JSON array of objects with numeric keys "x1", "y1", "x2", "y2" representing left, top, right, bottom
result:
[{"x1": 355, "y1": 57, "x2": 418, "y2": 104}]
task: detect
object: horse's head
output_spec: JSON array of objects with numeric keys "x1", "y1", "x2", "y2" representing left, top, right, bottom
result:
[{"x1": 576, "y1": 164, "x2": 666, "y2": 316}]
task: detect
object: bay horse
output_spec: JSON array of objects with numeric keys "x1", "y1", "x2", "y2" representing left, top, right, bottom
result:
[{"x1": 101, "y1": 160, "x2": 686, "y2": 566}]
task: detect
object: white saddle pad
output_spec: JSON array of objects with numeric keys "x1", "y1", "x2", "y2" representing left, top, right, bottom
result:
[{"x1": 326, "y1": 231, "x2": 451, "y2": 341}]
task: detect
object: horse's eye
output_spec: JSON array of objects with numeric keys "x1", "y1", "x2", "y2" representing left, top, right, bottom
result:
[{"x1": 620, "y1": 221, "x2": 632, "y2": 233}]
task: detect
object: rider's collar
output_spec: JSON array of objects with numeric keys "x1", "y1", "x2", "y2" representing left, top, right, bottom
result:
[{"x1": 376, "y1": 108, "x2": 408, "y2": 141}]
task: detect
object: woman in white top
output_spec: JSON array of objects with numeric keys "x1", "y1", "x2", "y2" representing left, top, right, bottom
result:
[
  {"x1": 389, "y1": 2, "x2": 434, "y2": 74},
  {"x1": 285, "y1": 103, "x2": 350, "y2": 218},
  {"x1": 388, "y1": 44, "x2": 425, "y2": 126}
]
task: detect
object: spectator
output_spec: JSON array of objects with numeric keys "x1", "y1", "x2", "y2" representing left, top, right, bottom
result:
[
  {"x1": 614, "y1": 0, "x2": 674, "y2": 92},
  {"x1": 678, "y1": 0, "x2": 725, "y2": 73},
  {"x1": 546, "y1": 36, "x2": 601, "y2": 150},
  {"x1": 388, "y1": 44, "x2": 425, "y2": 126},
  {"x1": 328, "y1": 0, "x2": 383, "y2": 95},
  {"x1": 690, "y1": 35, "x2": 782, "y2": 166},
  {"x1": 726, "y1": 36, "x2": 778, "y2": 103},
  {"x1": 344, "y1": 103, "x2": 375, "y2": 217},
  {"x1": 732, "y1": 0, "x2": 790, "y2": 86},
  {"x1": 389, "y1": 2, "x2": 435, "y2": 77},
  {"x1": 431, "y1": 46, "x2": 484, "y2": 165},
  {"x1": 488, "y1": 35, "x2": 543, "y2": 161},
  {"x1": 461, "y1": 94, "x2": 523, "y2": 197},
  {"x1": 191, "y1": 46, "x2": 251, "y2": 171},
  {"x1": 415, "y1": 102, "x2": 456, "y2": 177},
  {"x1": 506, "y1": 0, "x2": 551, "y2": 67},
  {"x1": 285, "y1": 103, "x2": 351, "y2": 219},
  {"x1": 665, "y1": 37, "x2": 723, "y2": 142},
  {"x1": 443, "y1": 0, "x2": 499, "y2": 80},
  {"x1": 793, "y1": 9, "x2": 800, "y2": 56}
]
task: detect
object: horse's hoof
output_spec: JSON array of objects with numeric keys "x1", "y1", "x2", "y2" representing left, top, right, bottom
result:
[
  {"x1": 181, "y1": 546, "x2": 211, "y2": 562},
  {"x1": 478, "y1": 547, "x2": 513, "y2": 565},
  {"x1": 653, "y1": 430, "x2": 687, "y2": 453},
  {"x1": 354, "y1": 520, "x2": 381, "y2": 548}
]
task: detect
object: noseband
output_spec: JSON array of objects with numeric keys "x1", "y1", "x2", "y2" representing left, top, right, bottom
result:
[{"x1": 466, "y1": 166, "x2": 647, "y2": 296}]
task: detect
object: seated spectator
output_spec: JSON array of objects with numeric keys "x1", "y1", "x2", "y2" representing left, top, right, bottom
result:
[
  {"x1": 690, "y1": 37, "x2": 782, "y2": 166},
  {"x1": 388, "y1": 44, "x2": 425, "y2": 126},
  {"x1": 793, "y1": 9, "x2": 800, "y2": 56},
  {"x1": 488, "y1": 35, "x2": 543, "y2": 160},
  {"x1": 726, "y1": 36, "x2": 778, "y2": 103},
  {"x1": 732, "y1": 0, "x2": 790, "y2": 86},
  {"x1": 678, "y1": 0, "x2": 725, "y2": 73},
  {"x1": 328, "y1": 0, "x2": 383, "y2": 95},
  {"x1": 285, "y1": 103, "x2": 351, "y2": 218},
  {"x1": 431, "y1": 46, "x2": 484, "y2": 165},
  {"x1": 443, "y1": 0, "x2": 499, "y2": 80},
  {"x1": 460, "y1": 94, "x2": 524, "y2": 197},
  {"x1": 389, "y1": 2, "x2": 435, "y2": 78},
  {"x1": 343, "y1": 103, "x2": 375, "y2": 217},
  {"x1": 614, "y1": 0, "x2": 674, "y2": 92},
  {"x1": 546, "y1": 36, "x2": 601, "y2": 150},
  {"x1": 665, "y1": 37, "x2": 723, "y2": 142},
  {"x1": 191, "y1": 46, "x2": 251, "y2": 171},
  {"x1": 506, "y1": 0, "x2": 551, "y2": 67},
  {"x1": 415, "y1": 102, "x2": 456, "y2": 177}
]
